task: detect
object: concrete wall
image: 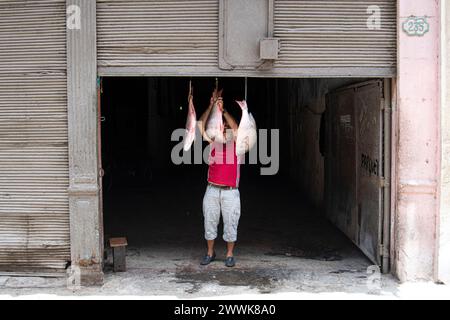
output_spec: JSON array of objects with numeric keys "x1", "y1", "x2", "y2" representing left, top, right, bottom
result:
[
  {"x1": 285, "y1": 78, "x2": 366, "y2": 210},
  {"x1": 285, "y1": 79, "x2": 325, "y2": 210},
  {"x1": 394, "y1": 0, "x2": 441, "y2": 282},
  {"x1": 438, "y1": 0, "x2": 450, "y2": 284},
  {"x1": 67, "y1": 0, "x2": 103, "y2": 285}
]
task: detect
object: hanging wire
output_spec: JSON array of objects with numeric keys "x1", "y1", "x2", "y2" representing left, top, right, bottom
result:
[{"x1": 244, "y1": 77, "x2": 248, "y2": 101}]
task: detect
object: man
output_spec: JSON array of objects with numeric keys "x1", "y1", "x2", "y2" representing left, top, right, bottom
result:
[{"x1": 197, "y1": 88, "x2": 241, "y2": 268}]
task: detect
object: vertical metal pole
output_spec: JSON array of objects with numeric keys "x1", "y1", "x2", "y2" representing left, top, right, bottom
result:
[
  {"x1": 382, "y1": 78, "x2": 392, "y2": 274},
  {"x1": 245, "y1": 77, "x2": 248, "y2": 101}
]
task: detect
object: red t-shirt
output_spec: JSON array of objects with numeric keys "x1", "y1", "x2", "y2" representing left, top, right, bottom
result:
[{"x1": 208, "y1": 141, "x2": 240, "y2": 188}]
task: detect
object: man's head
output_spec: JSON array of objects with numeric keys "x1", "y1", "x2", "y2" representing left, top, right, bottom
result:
[{"x1": 223, "y1": 118, "x2": 230, "y2": 129}]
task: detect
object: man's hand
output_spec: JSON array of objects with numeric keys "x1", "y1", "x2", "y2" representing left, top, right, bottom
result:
[
  {"x1": 188, "y1": 81, "x2": 194, "y2": 104},
  {"x1": 210, "y1": 88, "x2": 223, "y2": 106},
  {"x1": 200, "y1": 88, "x2": 223, "y2": 144},
  {"x1": 217, "y1": 98, "x2": 224, "y2": 113}
]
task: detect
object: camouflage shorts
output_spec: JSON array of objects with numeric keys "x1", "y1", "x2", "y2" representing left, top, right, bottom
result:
[{"x1": 203, "y1": 184, "x2": 241, "y2": 242}]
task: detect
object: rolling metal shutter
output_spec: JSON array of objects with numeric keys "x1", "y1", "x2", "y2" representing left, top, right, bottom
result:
[
  {"x1": 97, "y1": 0, "x2": 396, "y2": 77},
  {"x1": 273, "y1": 0, "x2": 397, "y2": 76},
  {"x1": 0, "y1": 0, "x2": 70, "y2": 272},
  {"x1": 97, "y1": 0, "x2": 219, "y2": 75}
]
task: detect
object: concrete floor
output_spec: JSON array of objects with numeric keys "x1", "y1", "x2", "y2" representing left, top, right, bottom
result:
[{"x1": 0, "y1": 167, "x2": 406, "y2": 298}]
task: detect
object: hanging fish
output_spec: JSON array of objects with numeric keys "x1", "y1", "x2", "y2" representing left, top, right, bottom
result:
[
  {"x1": 183, "y1": 85, "x2": 197, "y2": 151},
  {"x1": 206, "y1": 97, "x2": 225, "y2": 144},
  {"x1": 236, "y1": 100, "x2": 257, "y2": 156}
]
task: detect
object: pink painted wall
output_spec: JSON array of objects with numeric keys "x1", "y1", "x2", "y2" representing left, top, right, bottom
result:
[
  {"x1": 395, "y1": 0, "x2": 440, "y2": 281},
  {"x1": 438, "y1": 0, "x2": 450, "y2": 284}
]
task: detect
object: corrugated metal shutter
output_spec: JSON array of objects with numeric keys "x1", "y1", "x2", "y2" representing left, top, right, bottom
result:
[
  {"x1": 0, "y1": 0, "x2": 70, "y2": 272},
  {"x1": 97, "y1": 0, "x2": 396, "y2": 77},
  {"x1": 274, "y1": 0, "x2": 397, "y2": 75},
  {"x1": 97, "y1": 0, "x2": 219, "y2": 73}
]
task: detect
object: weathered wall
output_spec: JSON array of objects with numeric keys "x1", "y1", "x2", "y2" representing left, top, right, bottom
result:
[
  {"x1": 67, "y1": 0, "x2": 103, "y2": 285},
  {"x1": 438, "y1": 0, "x2": 450, "y2": 284},
  {"x1": 285, "y1": 79, "x2": 325, "y2": 210},
  {"x1": 394, "y1": 0, "x2": 440, "y2": 282},
  {"x1": 285, "y1": 78, "x2": 366, "y2": 210}
]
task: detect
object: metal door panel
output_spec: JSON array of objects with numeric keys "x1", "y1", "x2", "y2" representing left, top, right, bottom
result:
[
  {"x1": 219, "y1": 0, "x2": 273, "y2": 70},
  {"x1": 356, "y1": 81, "x2": 383, "y2": 264},
  {"x1": 327, "y1": 89, "x2": 358, "y2": 242},
  {"x1": 326, "y1": 80, "x2": 388, "y2": 267}
]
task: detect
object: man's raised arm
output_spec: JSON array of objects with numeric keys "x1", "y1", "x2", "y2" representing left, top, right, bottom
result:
[{"x1": 198, "y1": 89, "x2": 222, "y2": 143}]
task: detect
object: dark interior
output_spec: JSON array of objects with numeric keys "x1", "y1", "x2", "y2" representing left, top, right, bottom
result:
[{"x1": 100, "y1": 77, "x2": 370, "y2": 263}]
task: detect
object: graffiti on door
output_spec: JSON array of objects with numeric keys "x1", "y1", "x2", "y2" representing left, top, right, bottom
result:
[{"x1": 361, "y1": 153, "x2": 379, "y2": 176}]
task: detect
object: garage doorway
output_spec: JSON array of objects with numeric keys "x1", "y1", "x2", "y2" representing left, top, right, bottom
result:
[{"x1": 99, "y1": 77, "x2": 391, "y2": 276}]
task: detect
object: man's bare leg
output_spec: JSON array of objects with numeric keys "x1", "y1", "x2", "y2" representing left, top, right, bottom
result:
[
  {"x1": 226, "y1": 242, "x2": 235, "y2": 258},
  {"x1": 207, "y1": 240, "x2": 215, "y2": 256}
]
